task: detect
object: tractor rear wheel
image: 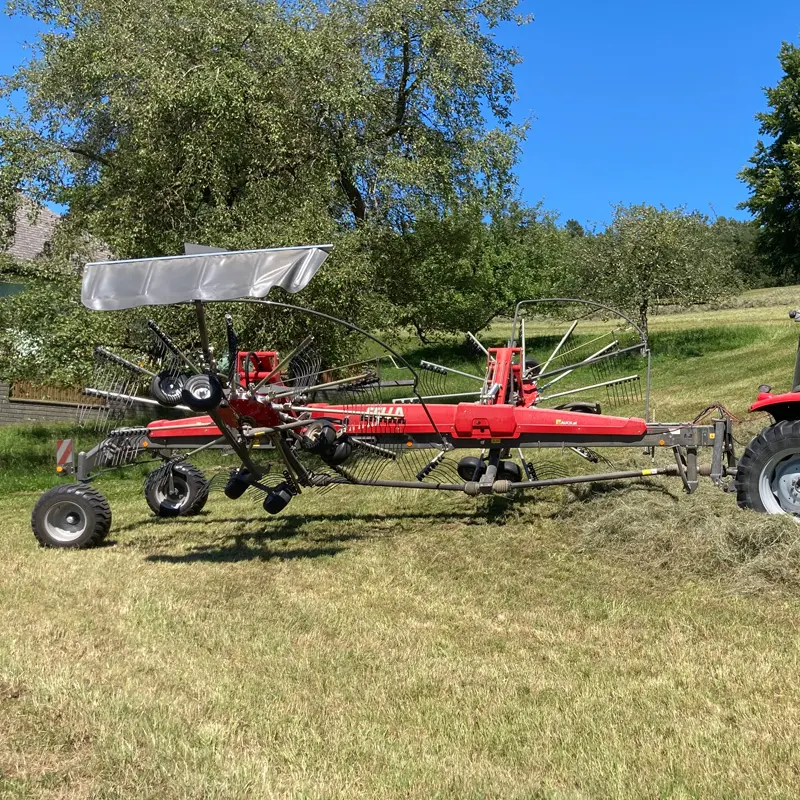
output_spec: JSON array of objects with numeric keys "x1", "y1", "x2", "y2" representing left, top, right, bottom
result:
[
  {"x1": 144, "y1": 463, "x2": 209, "y2": 517},
  {"x1": 736, "y1": 420, "x2": 800, "y2": 517},
  {"x1": 31, "y1": 484, "x2": 112, "y2": 548}
]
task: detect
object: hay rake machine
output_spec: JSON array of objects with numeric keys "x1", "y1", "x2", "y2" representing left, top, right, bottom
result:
[{"x1": 33, "y1": 242, "x2": 794, "y2": 549}]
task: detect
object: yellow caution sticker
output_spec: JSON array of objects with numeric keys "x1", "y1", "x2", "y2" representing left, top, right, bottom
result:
[{"x1": 642, "y1": 469, "x2": 656, "y2": 476}]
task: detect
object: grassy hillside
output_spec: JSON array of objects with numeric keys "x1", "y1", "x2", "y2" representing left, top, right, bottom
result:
[{"x1": 3, "y1": 291, "x2": 800, "y2": 798}]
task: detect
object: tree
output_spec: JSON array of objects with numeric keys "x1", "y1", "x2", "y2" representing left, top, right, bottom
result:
[
  {"x1": 711, "y1": 216, "x2": 768, "y2": 288},
  {"x1": 0, "y1": 0, "x2": 529, "y2": 378},
  {"x1": 740, "y1": 40, "x2": 800, "y2": 283},
  {"x1": 564, "y1": 218, "x2": 586, "y2": 239},
  {"x1": 379, "y1": 203, "x2": 569, "y2": 342},
  {"x1": 563, "y1": 204, "x2": 735, "y2": 337},
  {"x1": 0, "y1": 0, "x2": 526, "y2": 256}
]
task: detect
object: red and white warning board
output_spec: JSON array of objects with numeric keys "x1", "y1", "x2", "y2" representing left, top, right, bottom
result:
[{"x1": 56, "y1": 439, "x2": 74, "y2": 473}]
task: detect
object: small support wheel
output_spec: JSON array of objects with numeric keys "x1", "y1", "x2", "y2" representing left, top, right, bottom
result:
[
  {"x1": 151, "y1": 371, "x2": 188, "y2": 407},
  {"x1": 736, "y1": 420, "x2": 800, "y2": 517},
  {"x1": 263, "y1": 482, "x2": 293, "y2": 515},
  {"x1": 497, "y1": 460, "x2": 522, "y2": 482},
  {"x1": 224, "y1": 469, "x2": 251, "y2": 500},
  {"x1": 303, "y1": 421, "x2": 337, "y2": 454},
  {"x1": 144, "y1": 463, "x2": 209, "y2": 517},
  {"x1": 181, "y1": 374, "x2": 223, "y2": 412},
  {"x1": 31, "y1": 484, "x2": 112, "y2": 548},
  {"x1": 322, "y1": 438, "x2": 352, "y2": 466},
  {"x1": 457, "y1": 456, "x2": 486, "y2": 482}
]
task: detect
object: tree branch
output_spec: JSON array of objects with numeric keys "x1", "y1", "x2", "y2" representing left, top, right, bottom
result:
[
  {"x1": 65, "y1": 145, "x2": 112, "y2": 167},
  {"x1": 383, "y1": 27, "x2": 413, "y2": 138},
  {"x1": 338, "y1": 169, "x2": 367, "y2": 222}
]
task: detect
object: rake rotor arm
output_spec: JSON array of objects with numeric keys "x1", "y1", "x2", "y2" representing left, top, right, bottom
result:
[
  {"x1": 538, "y1": 375, "x2": 640, "y2": 403},
  {"x1": 467, "y1": 332, "x2": 493, "y2": 361},
  {"x1": 535, "y1": 343, "x2": 646, "y2": 382},
  {"x1": 538, "y1": 340, "x2": 618, "y2": 392},
  {"x1": 251, "y1": 335, "x2": 314, "y2": 393},
  {"x1": 147, "y1": 320, "x2": 200, "y2": 374},
  {"x1": 83, "y1": 387, "x2": 192, "y2": 412},
  {"x1": 419, "y1": 360, "x2": 485, "y2": 383},
  {"x1": 540, "y1": 319, "x2": 578, "y2": 374},
  {"x1": 94, "y1": 347, "x2": 157, "y2": 378},
  {"x1": 265, "y1": 372, "x2": 374, "y2": 400}
]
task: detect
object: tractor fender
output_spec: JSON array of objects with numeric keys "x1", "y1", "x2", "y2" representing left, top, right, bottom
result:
[{"x1": 749, "y1": 390, "x2": 800, "y2": 423}]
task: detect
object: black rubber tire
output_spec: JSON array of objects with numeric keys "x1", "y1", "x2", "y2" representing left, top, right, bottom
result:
[
  {"x1": 181, "y1": 373, "x2": 223, "y2": 412},
  {"x1": 144, "y1": 463, "x2": 209, "y2": 517},
  {"x1": 457, "y1": 456, "x2": 485, "y2": 482},
  {"x1": 31, "y1": 483, "x2": 112, "y2": 548},
  {"x1": 735, "y1": 420, "x2": 800, "y2": 516},
  {"x1": 323, "y1": 438, "x2": 353, "y2": 466},
  {"x1": 224, "y1": 469, "x2": 251, "y2": 500},
  {"x1": 150, "y1": 371, "x2": 187, "y2": 407},
  {"x1": 525, "y1": 357, "x2": 541, "y2": 377},
  {"x1": 498, "y1": 460, "x2": 522, "y2": 482},
  {"x1": 303, "y1": 421, "x2": 337, "y2": 454},
  {"x1": 264, "y1": 482, "x2": 293, "y2": 515}
]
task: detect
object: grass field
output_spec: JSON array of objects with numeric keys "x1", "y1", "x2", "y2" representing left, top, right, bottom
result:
[{"x1": 4, "y1": 292, "x2": 800, "y2": 798}]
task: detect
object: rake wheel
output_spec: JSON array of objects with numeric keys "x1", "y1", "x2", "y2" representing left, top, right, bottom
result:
[
  {"x1": 144, "y1": 463, "x2": 209, "y2": 517},
  {"x1": 31, "y1": 484, "x2": 112, "y2": 548}
]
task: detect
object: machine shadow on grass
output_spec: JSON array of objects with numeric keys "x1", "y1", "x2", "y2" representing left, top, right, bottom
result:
[
  {"x1": 119, "y1": 508, "x2": 476, "y2": 564},
  {"x1": 125, "y1": 497, "x2": 543, "y2": 563},
  {"x1": 111, "y1": 483, "x2": 674, "y2": 566},
  {"x1": 145, "y1": 538, "x2": 348, "y2": 564}
]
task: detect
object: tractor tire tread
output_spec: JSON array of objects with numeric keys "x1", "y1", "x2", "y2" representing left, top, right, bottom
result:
[
  {"x1": 144, "y1": 463, "x2": 209, "y2": 517},
  {"x1": 735, "y1": 421, "x2": 800, "y2": 513},
  {"x1": 31, "y1": 483, "x2": 112, "y2": 549}
]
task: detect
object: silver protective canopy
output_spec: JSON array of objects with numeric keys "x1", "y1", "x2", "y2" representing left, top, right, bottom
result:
[{"x1": 81, "y1": 244, "x2": 333, "y2": 311}]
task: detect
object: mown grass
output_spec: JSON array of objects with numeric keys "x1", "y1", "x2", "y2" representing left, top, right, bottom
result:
[{"x1": 4, "y1": 290, "x2": 800, "y2": 797}]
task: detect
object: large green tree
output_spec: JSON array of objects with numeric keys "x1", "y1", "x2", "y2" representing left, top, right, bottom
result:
[
  {"x1": 380, "y1": 203, "x2": 568, "y2": 342},
  {"x1": 562, "y1": 204, "x2": 735, "y2": 337},
  {"x1": 740, "y1": 40, "x2": 800, "y2": 283},
  {"x1": 1, "y1": 0, "x2": 525, "y2": 253},
  {"x1": 0, "y1": 0, "x2": 528, "y2": 380}
]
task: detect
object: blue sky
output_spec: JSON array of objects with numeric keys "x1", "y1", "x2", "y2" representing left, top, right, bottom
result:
[
  {"x1": 1, "y1": 1, "x2": 797, "y2": 227},
  {"x1": 505, "y1": 0, "x2": 799, "y2": 226}
]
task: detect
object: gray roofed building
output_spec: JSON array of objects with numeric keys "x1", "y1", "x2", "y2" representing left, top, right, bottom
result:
[{"x1": 5, "y1": 197, "x2": 60, "y2": 261}]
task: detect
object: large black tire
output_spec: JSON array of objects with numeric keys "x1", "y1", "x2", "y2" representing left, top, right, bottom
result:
[
  {"x1": 144, "y1": 463, "x2": 209, "y2": 517},
  {"x1": 736, "y1": 420, "x2": 800, "y2": 516},
  {"x1": 181, "y1": 374, "x2": 223, "y2": 412},
  {"x1": 31, "y1": 484, "x2": 112, "y2": 548},
  {"x1": 150, "y1": 371, "x2": 187, "y2": 407}
]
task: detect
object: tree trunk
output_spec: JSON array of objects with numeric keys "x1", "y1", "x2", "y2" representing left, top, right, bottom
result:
[{"x1": 638, "y1": 299, "x2": 649, "y2": 340}]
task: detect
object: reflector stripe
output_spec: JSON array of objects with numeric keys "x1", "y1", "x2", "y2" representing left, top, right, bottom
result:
[{"x1": 56, "y1": 439, "x2": 74, "y2": 466}]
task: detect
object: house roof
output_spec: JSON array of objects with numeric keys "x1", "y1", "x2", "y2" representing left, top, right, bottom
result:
[{"x1": 6, "y1": 198, "x2": 60, "y2": 261}]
